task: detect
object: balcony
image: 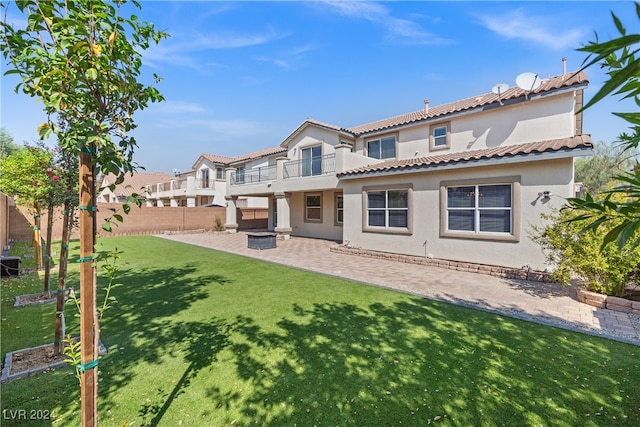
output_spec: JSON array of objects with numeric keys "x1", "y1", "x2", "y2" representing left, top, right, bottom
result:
[
  {"x1": 231, "y1": 165, "x2": 277, "y2": 185},
  {"x1": 283, "y1": 153, "x2": 335, "y2": 179}
]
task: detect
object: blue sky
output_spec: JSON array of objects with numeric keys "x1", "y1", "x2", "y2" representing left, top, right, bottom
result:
[{"x1": 1, "y1": 1, "x2": 636, "y2": 174}]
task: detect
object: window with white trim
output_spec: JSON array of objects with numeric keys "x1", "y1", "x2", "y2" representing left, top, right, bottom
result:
[
  {"x1": 301, "y1": 145, "x2": 322, "y2": 176},
  {"x1": 335, "y1": 193, "x2": 344, "y2": 225},
  {"x1": 305, "y1": 193, "x2": 322, "y2": 222},
  {"x1": 446, "y1": 184, "x2": 512, "y2": 234},
  {"x1": 430, "y1": 122, "x2": 450, "y2": 151},
  {"x1": 216, "y1": 167, "x2": 225, "y2": 180},
  {"x1": 366, "y1": 189, "x2": 408, "y2": 228},
  {"x1": 367, "y1": 136, "x2": 396, "y2": 159}
]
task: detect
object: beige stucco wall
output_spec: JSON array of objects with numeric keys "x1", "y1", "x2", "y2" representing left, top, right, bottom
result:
[
  {"x1": 288, "y1": 190, "x2": 343, "y2": 241},
  {"x1": 340, "y1": 157, "x2": 574, "y2": 270}
]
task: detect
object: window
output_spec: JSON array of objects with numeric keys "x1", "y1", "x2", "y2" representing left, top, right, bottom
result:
[
  {"x1": 363, "y1": 187, "x2": 411, "y2": 233},
  {"x1": 335, "y1": 193, "x2": 344, "y2": 225},
  {"x1": 341, "y1": 140, "x2": 355, "y2": 152},
  {"x1": 305, "y1": 193, "x2": 322, "y2": 222},
  {"x1": 235, "y1": 167, "x2": 245, "y2": 184},
  {"x1": 301, "y1": 146, "x2": 322, "y2": 176},
  {"x1": 367, "y1": 136, "x2": 396, "y2": 159},
  {"x1": 440, "y1": 178, "x2": 520, "y2": 242},
  {"x1": 430, "y1": 122, "x2": 450, "y2": 151},
  {"x1": 216, "y1": 167, "x2": 225, "y2": 180},
  {"x1": 201, "y1": 169, "x2": 210, "y2": 188}
]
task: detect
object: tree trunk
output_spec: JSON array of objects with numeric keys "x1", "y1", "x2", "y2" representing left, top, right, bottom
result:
[
  {"x1": 79, "y1": 150, "x2": 98, "y2": 427},
  {"x1": 43, "y1": 203, "x2": 54, "y2": 294},
  {"x1": 33, "y1": 206, "x2": 43, "y2": 271},
  {"x1": 54, "y1": 204, "x2": 74, "y2": 356}
]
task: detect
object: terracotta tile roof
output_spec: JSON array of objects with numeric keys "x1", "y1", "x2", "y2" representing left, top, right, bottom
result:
[
  {"x1": 99, "y1": 172, "x2": 174, "y2": 197},
  {"x1": 337, "y1": 135, "x2": 593, "y2": 178},
  {"x1": 201, "y1": 153, "x2": 236, "y2": 164},
  {"x1": 200, "y1": 146, "x2": 287, "y2": 166},
  {"x1": 230, "y1": 146, "x2": 287, "y2": 163},
  {"x1": 345, "y1": 71, "x2": 588, "y2": 136}
]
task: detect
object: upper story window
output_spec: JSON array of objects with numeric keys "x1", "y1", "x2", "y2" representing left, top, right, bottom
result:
[
  {"x1": 340, "y1": 140, "x2": 355, "y2": 152},
  {"x1": 430, "y1": 122, "x2": 450, "y2": 151},
  {"x1": 301, "y1": 145, "x2": 322, "y2": 176},
  {"x1": 201, "y1": 169, "x2": 210, "y2": 188},
  {"x1": 216, "y1": 167, "x2": 225, "y2": 180},
  {"x1": 235, "y1": 166, "x2": 245, "y2": 184},
  {"x1": 367, "y1": 136, "x2": 396, "y2": 159}
]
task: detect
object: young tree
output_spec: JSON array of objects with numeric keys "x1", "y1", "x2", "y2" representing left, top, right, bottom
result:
[
  {"x1": 567, "y1": 2, "x2": 640, "y2": 248},
  {"x1": 53, "y1": 145, "x2": 79, "y2": 356},
  {"x1": 0, "y1": 146, "x2": 54, "y2": 273},
  {"x1": 1, "y1": 1, "x2": 166, "y2": 425}
]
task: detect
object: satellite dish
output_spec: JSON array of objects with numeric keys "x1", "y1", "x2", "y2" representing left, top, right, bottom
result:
[
  {"x1": 491, "y1": 83, "x2": 509, "y2": 105},
  {"x1": 516, "y1": 72, "x2": 541, "y2": 99}
]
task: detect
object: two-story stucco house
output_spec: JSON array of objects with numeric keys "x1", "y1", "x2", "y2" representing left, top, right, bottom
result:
[{"x1": 224, "y1": 71, "x2": 593, "y2": 271}]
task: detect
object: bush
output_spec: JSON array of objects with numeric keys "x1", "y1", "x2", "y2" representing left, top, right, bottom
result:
[
  {"x1": 533, "y1": 208, "x2": 640, "y2": 296},
  {"x1": 214, "y1": 215, "x2": 225, "y2": 232}
]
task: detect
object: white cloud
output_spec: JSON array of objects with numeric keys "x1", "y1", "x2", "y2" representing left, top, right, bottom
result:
[
  {"x1": 150, "y1": 101, "x2": 209, "y2": 115},
  {"x1": 317, "y1": 1, "x2": 451, "y2": 45},
  {"x1": 476, "y1": 8, "x2": 586, "y2": 51}
]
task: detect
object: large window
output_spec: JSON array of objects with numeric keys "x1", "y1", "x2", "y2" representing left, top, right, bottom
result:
[
  {"x1": 441, "y1": 179, "x2": 520, "y2": 242},
  {"x1": 365, "y1": 188, "x2": 410, "y2": 231},
  {"x1": 367, "y1": 136, "x2": 396, "y2": 159},
  {"x1": 301, "y1": 145, "x2": 322, "y2": 176},
  {"x1": 430, "y1": 122, "x2": 450, "y2": 151},
  {"x1": 305, "y1": 193, "x2": 322, "y2": 222}
]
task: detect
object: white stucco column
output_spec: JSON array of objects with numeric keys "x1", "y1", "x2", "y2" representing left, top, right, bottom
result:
[
  {"x1": 274, "y1": 192, "x2": 292, "y2": 240},
  {"x1": 157, "y1": 199, "x2": 165, "y2": 207},
  {"x1": 225, "y1": 195, "x2": 239, "y2": 233},
  {"x1": 334, "y1": 143, "x2": 352, "y2": 173},
  {"x1": 170, "y1": 198, "x2": 178, "y2": 207},
  {"x1": 186, "y1": 197, "x2": 196, "y2": 208}
]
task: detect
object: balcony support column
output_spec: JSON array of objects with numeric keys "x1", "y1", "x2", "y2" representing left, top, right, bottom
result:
[
  {"x1": 225, "y1": 195, "x2": 239, "y2": 233},
  {"x1": 274, "y1": 192, "x2": 292, "y2": 240}
]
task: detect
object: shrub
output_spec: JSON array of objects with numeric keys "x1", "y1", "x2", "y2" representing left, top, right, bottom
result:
[
  {"x1": 214, "y1": 215, "x2": 225, "y2": 232},
  {"x1": 533, "y1": 208, "x2": 640, "y2": 296}
]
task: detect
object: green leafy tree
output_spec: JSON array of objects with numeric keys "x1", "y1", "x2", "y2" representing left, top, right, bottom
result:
[
  {"x1": 566, "y1": 2, "x2": 640, "y2": 248},
  {"x1": 0, "y1": 127, "x2": 22, "y2": 157},
  {"x1": 0, "y1": 146, "x2": 55, "y2": 272},
  {"x1": 1, "y1": 1, "x2": 166, "y2": 424},
  {"x1": 575, "y1": 142, "x2": 638, "y2": 196}
]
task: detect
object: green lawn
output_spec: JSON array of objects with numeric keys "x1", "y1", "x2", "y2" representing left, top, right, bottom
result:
[{"x1": 1, "y1": 235, "x2": 639, "y2": 426}]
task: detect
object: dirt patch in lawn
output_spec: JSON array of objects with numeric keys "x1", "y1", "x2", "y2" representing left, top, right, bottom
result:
[{"x1": 10, "y1": 343, "x2": 68, "y2": 375}]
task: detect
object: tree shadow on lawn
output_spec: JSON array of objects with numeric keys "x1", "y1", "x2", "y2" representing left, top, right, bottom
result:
[
  {"x1": 94, "y1": 263, "x2": 232, "y2": 413},
  {"x1": 204, "y1": 299, "x2": 630, "y2": 426}
]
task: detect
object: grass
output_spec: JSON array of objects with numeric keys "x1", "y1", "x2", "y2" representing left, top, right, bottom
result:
[{"x1": 1, "y1": 235, "x2": 639, "y2": 426}]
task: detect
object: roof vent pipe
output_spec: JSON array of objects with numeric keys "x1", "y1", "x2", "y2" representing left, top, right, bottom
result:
[
  {"x1": 562, "y1": 57, "x2": 567, "y2": 76},
  {"x1": 424, "y1": 99, "x2": 429, "y2": 113}
]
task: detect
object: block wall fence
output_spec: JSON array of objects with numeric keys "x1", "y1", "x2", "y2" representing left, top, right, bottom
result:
[{"x1": 6, "y1": 201, "x2": 267, "y2": 242}]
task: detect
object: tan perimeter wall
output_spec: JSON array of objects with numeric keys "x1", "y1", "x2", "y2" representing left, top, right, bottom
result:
[{"x1": 8, "y1": 201, "x2": 267, "y2": 242}]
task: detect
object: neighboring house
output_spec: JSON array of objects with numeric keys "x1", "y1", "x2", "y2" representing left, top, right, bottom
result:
[
  {"x1": 225, "y1": 71, "x2": 593, "y2": 270},
  {"x1": 142, "y1": 148, "x2": 287, "y2": 208},
  {"x1": 97, "y1": 172, "x2": 174, "y2": 204}
]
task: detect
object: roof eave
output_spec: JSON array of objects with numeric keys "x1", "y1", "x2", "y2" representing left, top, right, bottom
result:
[{"x1": 338, "y1": 146, "x2": 593, "y2": 180}]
